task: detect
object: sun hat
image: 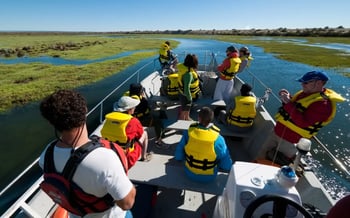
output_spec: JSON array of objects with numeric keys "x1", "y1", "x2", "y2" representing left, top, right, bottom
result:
[
  {"x1": 113, "y1": 96, "x2": 140, "y2": 112},
  {"x1": 297, "y1": 71, "x2": 329, "y2": 83},
  {"x1": 226, "y1": 46, "x2": 237, "y2": 53}
]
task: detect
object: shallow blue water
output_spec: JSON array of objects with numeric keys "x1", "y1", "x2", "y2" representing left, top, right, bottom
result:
[{"x1": 0, "y1": 38, "x2": 349, "y2": 213}]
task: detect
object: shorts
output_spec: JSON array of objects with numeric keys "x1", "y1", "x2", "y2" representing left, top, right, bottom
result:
[
  {"x1": 126, "y1": 143, "x2": 142, "y2": 169},
  {"x1": 179, "y1": 93, "x2": 192, "y2": 111}
]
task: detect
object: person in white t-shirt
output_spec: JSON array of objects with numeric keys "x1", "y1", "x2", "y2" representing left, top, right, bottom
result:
[{"x1": 39, "y1": 89, "x2": 136, "y2": 218}]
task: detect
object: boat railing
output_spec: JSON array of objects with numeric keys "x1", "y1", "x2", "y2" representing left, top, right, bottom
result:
[
  {"x1": 87, "y1": 58, "x2": 157, "y2": 123},
  {"x1": 0, "y1": 58, "x2": 159, "y2": 216},
  {"x1": 244, "y1": 68, "x2": 350, "y2": 179},
  {"x1": 0, "y1": 52, "x2": 221, "y2": 217},
  {"x1": 0, "y1": 51, "x2": 220, "y2": 200}
]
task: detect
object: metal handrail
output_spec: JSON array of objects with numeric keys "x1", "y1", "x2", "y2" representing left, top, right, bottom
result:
[
  {"x1": 87, "y1": 59, "x2": 156, "y2": 122},
  {"x1": 0, "y1": 58, "x2": 157, "y2": 198}
]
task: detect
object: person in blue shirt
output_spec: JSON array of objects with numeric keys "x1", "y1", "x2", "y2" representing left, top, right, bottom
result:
[{"x1": 175, "y1": 107, "x2": 233, "y2": 182}]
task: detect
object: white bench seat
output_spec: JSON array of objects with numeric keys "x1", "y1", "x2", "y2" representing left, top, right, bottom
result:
[
  {"x1": 128, "y1": 154, "x2": 228, "y2": 195},
  {"x1": 162, "y1": 119, "x2": 250, "y2": 138}
]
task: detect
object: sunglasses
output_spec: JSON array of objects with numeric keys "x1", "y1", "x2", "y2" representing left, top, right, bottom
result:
[{"x1": 302, "y1": 80, "x2": 316, "y2": 85}]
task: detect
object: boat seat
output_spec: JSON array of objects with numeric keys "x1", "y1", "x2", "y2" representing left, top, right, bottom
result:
[
  {"x1": 214, "y1": 122, "x2": 252, "y2": 138},
  {"x1": 162, "y1": 120, "x2": 195, "y2": 131},
  {"x1": 194, "y1": 98, "x2": 226, "y2": 106},
  {"x1": 162, "y1": 119, "x2": 250, "y2": 138},
  {"x1": 128, "y1": 153, "x2": 228, "y2": 195}
]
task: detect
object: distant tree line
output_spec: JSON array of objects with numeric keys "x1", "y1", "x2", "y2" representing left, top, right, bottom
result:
[
  {"x1": 1, "y1": 26, "x2": 349, "y2": 37},
  {"x1": 127, "y1": 26, "x2": 350, "y2": 37}
]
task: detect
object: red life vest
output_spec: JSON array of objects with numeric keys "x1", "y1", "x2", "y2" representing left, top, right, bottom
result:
[{"x1": 40, "y1": 136, "x2": 128, "y2": 216}]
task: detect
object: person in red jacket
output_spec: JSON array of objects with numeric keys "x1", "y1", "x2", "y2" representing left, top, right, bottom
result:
[
  {"x1": 213, "y1": 46, "x2": 241, "y2": 105},
  {"x1": 258, "y1": 71, "x2": 345, "y2": 165}
]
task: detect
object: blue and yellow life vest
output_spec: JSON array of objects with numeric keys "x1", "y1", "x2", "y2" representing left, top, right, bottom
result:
[
  {"x1": 184, "y1": 123, "x2": 220, "y2": 175},
  {"x1": 100, "y1": 112, "x2": 135, "y2": 151},
  {"x1": 220, "y1": 57, "x2": 242, "y2": 80},
  {"x1": 227, "y1": 96, "x2": 257, "y2": 127},
  {"x1": 275, "y1": 89, "x2": 345, "y2": 138},
  {"x1": 177, "y1": 63, "x2": 200, "y2": 98}
]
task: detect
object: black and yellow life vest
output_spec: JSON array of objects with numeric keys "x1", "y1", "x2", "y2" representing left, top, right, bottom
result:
[
  {"x1": 100, "y1": 112, "x2": 135, "y2": 151},
  {"x1": 166, "y1": 73, "x2": 179, "y2": 98},
  {"x1": 227, "y1": 96, "x2": 257, "y2": 127},
  {"x1": 240, "y1": 55, "x2": 253, "y2": 67},
  {"x1": 177, "y1": 63, "x2": 200, "y2": 98},
  {"x1": 220, "y1": 57, "x2": 242, "y2": 80},
  {"x1": 159, "y1": 43, "x2": 170, "y2": 63},
  {"x1": 275, "y1": 89, "x2": 345, "y2": 138},
  {"x1": 123, "y1": 91, "x2": 150, "y2": 118},
  {"x1": 184, "y1": 123, "x2": 220, "y2": 175}
]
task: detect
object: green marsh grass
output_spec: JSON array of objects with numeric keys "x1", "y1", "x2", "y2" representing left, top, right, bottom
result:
[{"x1": 0, "y1": 34, "x2": 180, "y2": 112}]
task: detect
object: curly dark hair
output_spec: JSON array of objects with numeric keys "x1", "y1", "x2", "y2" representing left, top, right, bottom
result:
[
  {"x1": 184, "y1": 54, "x2": 198, "y2": 70},
  {"x1": 40, "y1": 89, "x2": 87, "y2": 132}
]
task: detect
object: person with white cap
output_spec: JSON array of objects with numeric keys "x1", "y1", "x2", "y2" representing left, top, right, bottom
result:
[
  {"x1": 101, "y1": 96, "x2": 151, "y2": 168},
  {"x1": 258, "y1": 71, "x2": 345, "y2": 166}
]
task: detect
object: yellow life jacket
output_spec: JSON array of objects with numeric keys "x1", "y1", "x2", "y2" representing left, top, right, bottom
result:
[
  {"x1": 159, "y1": 43, "x2": 170, "y2": 63},
  {"x1": 123, "y1": 93, "x2": 150, "y2": 118},
  {"x1": 275, "y1": 89, "x2": 345, "y2": 138},
  {"x1": 167, "y1": 73, "x2": 179, "y2": 98},
  {"x1": 220, "y1": 57, "x2": 242, "y2": 80},
  {"x1": 177, "y1": 63, "x2": 200, "y2": 98},
  {"x1": 240, "y1": 56, "x2": 253, "y2": 65},
  {"x1": 227, "y1": 96, "x2": 257, "y2": 127},
  {"x1": 100, "y1": 112, "x2": 135, "y2": 151},
  {"x1": 184, "y1": 123, "x2": 220, "y2": 175}
]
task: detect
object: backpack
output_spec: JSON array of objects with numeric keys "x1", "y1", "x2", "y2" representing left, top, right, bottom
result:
[{"x1": 40, "y1": 136, "x2": 128, "y2": 216}]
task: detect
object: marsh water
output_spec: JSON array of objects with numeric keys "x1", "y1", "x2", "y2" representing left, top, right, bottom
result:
[{"x1": 0, "y1": 38, "x2": 349, "y2": 212}]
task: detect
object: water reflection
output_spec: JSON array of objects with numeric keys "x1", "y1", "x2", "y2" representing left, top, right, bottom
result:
[{"x1": 250, "y1": 36, "x2": 350, "y2": 53}]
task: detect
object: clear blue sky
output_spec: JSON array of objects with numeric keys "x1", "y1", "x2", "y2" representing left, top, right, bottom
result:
[{"x1": 1, "y1": 0, "x2": 349, "y2": 32}]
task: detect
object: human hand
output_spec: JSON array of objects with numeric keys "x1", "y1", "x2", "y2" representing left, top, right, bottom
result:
[
  {"x1": 279, "y1": 89, "x2": 291, "y2": 104},
  {"x1": 265, "y1": 88, "x2": 272, "y2": 94}
]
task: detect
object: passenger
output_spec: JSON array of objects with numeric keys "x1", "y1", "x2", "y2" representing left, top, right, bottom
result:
[
  {"x1": 218, "y1": 83, "x2": 271, "y2": 132},
  {"x1": 175, "y1": 107, "x2": 233, "y2": 182},
  {"x1": 39, "y1": 89, "x2": 136, "y2": 217},
  {"x1": 178, "y1": 54, "x2": 200, "y2": 120},
  {"x1": 213, "y1": 46, "x2": 242, "y2": 105},
  {"x1": 237, "y1": 46, "x2": 253, "y2": 73},
  {"x1": 128, "y1": 83, "x2": 152, "y2": 126},
  {"x1": 101, "y1": 96, "x2": 152, "y2": 168},
  {"x1": 326, "y1": 194, "x2": 350, "y2": 218},
  {"x1": 158, "y1": 41, "x2": 177, "y2": 74},
  {"x1": 258, "y1": 71, "x2": 345, "y2": 165}
]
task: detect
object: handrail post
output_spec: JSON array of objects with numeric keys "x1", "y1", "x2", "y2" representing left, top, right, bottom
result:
[{"x1": 100, "y1": 103, "x2": 104, "y2": 123}]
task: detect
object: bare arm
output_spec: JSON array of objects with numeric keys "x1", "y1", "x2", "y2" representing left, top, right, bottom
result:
[{"x1": 115, "y1": 185, "x2": 136, "y2": 210}]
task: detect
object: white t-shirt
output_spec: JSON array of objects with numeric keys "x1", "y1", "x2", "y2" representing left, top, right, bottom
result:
[{"x1": 39, "y1": 142, "x2": 133, "y2": 218}]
